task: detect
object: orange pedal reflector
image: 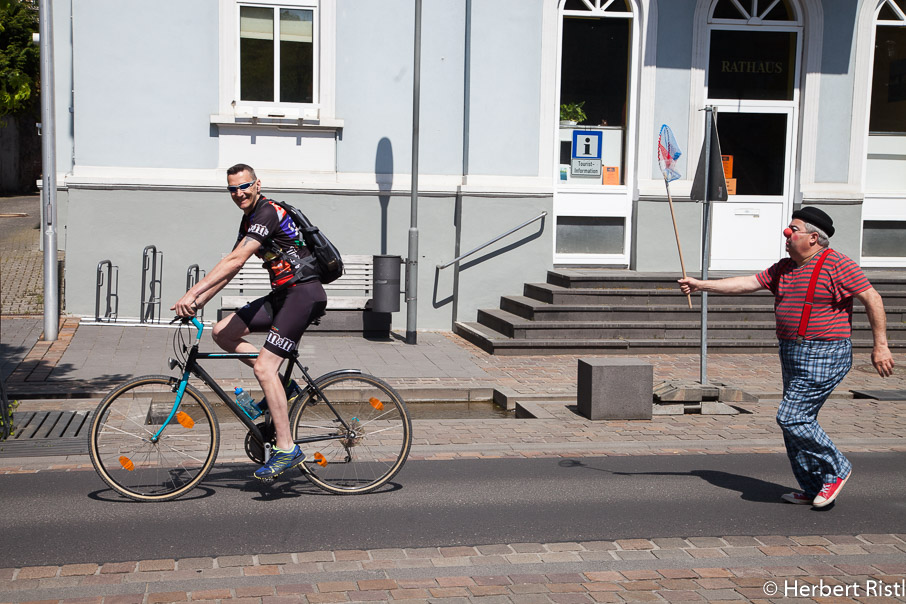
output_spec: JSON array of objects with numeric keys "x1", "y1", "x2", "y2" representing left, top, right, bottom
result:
[
  {"x1": 369, "y1": 397, "x2": 384, "y2": 410},
  {"x1": 175, "y1": 411, "x2": 195, "y2": 429},
  {"x1": 119, "y1": 456, "x2": 135, "y2": 471},
  {"x1": 314, "y1": 452, "x2": 327, "y2": 467}
]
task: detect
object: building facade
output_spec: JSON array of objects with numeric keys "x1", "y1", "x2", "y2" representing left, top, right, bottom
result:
[{"x1": 49, "y1": 0, "x2": 905, "y2": 330}]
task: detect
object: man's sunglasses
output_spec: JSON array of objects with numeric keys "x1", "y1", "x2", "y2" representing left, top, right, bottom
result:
[{"x1": 227, "y1": 180, "x2": 256, "y2": 193}]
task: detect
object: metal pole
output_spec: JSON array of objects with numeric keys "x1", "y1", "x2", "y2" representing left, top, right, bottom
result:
[
  {"x1": 700, "y1": 106, "x2": 713, "y2": 385},
  {"x1": 406, "y1": 0, "x2": 422, "y2": 345},
  {"x1": 39, "y1": 0, "x2": 59, "y2": 341}
]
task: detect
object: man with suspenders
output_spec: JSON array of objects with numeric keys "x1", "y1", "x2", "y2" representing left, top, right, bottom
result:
[{"x1": 679, "y1": 207, "x2": 895, "y2": 508}]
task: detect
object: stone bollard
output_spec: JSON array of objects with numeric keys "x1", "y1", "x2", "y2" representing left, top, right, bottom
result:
[{"x1": 577, "y1": 358, "x2": 653, "y2": 420}]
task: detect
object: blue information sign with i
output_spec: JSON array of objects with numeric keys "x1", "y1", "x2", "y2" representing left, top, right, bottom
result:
[{"x1": 571, "y1": 130, "x2": 602, "y2": 160}]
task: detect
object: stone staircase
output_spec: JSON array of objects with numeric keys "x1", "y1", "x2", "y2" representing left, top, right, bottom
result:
[{"x1": 453, "y1": 269, "x2": 906, "y2": 355}]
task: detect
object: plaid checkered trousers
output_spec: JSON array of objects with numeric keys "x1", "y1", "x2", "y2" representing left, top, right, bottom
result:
[{"x1": 777, "y1": 338, "x2": 853, "y2": 496}]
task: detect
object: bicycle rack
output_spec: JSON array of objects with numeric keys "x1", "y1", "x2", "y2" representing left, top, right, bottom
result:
[
  {"x1": 185, "y1": 264, "x2": 206, "y2": 320},
  {"x1": 95, "y1": 260, "x2": 119, "y2": 323},
  {"x1": 140, "y1": 245, "x2": 164, "y2": 324}
]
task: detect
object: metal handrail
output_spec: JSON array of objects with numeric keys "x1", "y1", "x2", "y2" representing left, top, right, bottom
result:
[{"x1": 437, "y1": 211, "x2": 547, "y2": 270}]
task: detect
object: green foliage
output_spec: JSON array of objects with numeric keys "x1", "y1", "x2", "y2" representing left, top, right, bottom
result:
[
  {"x1": 559, "y1": 101, "x2": 586, "y2": 124},
  {"x1": 0, "y1": 398, "x2": 20, "y2": 440},
  {"x1": 0, "y1": 0, "x2": 39, "y2": 117}
]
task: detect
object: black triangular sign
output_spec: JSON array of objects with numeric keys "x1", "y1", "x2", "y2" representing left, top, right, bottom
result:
[{"x1": 690, "y1": 112, "x2": 728, "y2": 202}]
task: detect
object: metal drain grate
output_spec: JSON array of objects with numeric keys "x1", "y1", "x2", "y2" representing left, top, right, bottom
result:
[{"x1": 0, "y1": 411, "x2": 91, "y2": 458}]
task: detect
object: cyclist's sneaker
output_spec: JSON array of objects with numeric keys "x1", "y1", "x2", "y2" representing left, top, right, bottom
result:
[
  {"x1": 254, "y1": 445, "x2": 305, "y2": 480},
  {"x1": 286, "y1": 379, "x2": 302, "y2": 403},
  {"x1": 781, "y1": 492, "x2": 813, "y2": 505},
  {"x1": 812, "y1": 471, "x2": 851, "y2": 508}
]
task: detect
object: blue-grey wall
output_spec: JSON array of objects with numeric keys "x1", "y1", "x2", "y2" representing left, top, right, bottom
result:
[
  {"x1": 814, "y1": 0, "x2": 859, "y2": 184},
  {"x1": 652, "y1": 0, "x2": 694, "y2": 181},
  {"x1": 71, "y1": 0, "x2": 219, "y2": 169},
  {"x1": 335, "y1": 0, "x2": 466, "y2": 176},
  {"x1": 466, "y1": 0, "x2": 544, "y2": 177}
]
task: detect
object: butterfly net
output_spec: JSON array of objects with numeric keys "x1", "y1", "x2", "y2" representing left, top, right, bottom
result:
[{"x1": 657, "y1": 124, "x2": 682, "y2": 183}]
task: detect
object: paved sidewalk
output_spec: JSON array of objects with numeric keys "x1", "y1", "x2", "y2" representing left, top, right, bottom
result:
[
  {"x1": 3, "y1": 535, "x2": 906, "y2": 603},
  {"x1": 5, "y1": 318, "x2": 906, "y2": 400}
]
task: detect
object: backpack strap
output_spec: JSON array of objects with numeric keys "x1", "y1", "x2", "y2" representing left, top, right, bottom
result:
[{"x1": 796, "y1": 248, "x2": 832, "y2": 343}]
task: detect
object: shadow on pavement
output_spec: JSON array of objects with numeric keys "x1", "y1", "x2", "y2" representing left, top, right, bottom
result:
[
  {"x1": 86, "y1": 464, "x2": 404, "y2": 503},
  {"x1": 558, "y1": 458, "x2": 791, "y2": 503}
]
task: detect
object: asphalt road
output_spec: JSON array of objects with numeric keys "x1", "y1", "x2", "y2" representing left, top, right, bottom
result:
[{"x1": 1, "y1": 452, "x2": 904, "y2": 568}]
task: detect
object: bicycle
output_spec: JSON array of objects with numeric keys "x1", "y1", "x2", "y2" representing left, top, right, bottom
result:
[{"x1": 87, "y1": 317, "x2": 412, "y2": 502}]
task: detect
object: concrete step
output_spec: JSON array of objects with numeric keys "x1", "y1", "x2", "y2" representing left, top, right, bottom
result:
[
  {"x1": 500, "y1": 296, "x2": 776, "y2": 322},
  {"x1": 454, "y1": 321, "x2": 906, "y2": 356},
  {"x1": 476, "y1": 307, "x2": 906, "y2": 342},
  {"x1": 502, "y1": 295, "x2": 906, "y2": 324},
  {"x1": 546, "y1": 268, "x2": 906, "y2": 293},
  {"x1": 524, "y1": 282, "x2": 906, "y2": 307},
  {"x1": 523, "y1": 283, "x2": 772, "y2": 306}
]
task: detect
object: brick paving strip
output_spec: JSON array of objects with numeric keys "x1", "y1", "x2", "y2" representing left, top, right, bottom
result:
[
  {"x1": 6, "y1": 317, "x2": 80, "y2": 383},
  {"x1": 1, "y1": 535, "x2": 905, "y2": 603}
]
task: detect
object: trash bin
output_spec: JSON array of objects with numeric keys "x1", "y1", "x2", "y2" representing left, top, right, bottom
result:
[{"x1": 372, "y1": 255, "x2": 402, "y2": 313}]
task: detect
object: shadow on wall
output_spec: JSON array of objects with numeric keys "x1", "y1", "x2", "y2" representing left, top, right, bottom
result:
[{"x1": 375, "y1": 137, "x2": 393, "y2": 255}]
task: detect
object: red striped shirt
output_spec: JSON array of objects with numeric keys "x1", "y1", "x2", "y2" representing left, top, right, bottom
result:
[{"x1": 755, "y1": 249, "x2": 871, "y2": 341}]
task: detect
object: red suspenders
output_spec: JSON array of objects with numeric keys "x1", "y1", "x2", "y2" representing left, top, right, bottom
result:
[{"x1": 796, "y1": 248, "x2": 832, "y2": 343}]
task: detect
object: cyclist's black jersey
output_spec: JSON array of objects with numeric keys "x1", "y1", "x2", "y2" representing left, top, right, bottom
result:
[{"x1": 238, "y1": 196, "x2": 312, "y2": 289}]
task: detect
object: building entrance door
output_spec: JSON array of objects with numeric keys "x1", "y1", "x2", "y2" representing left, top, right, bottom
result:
[
  {"x1": 708, "y1": 107, "x2": 795, "y2": 270},
  {"x1": 701, "y1": 1, "x2": 802, "y2": 271}
]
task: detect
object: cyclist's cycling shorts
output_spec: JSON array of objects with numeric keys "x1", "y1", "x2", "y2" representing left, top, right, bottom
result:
[{"x1": 235, "y1": 280, "x2": 327, "y2": 358}]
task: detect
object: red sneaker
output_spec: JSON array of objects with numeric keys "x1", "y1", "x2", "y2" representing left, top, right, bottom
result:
[
  {"x1": 781, "y1": 492, "x2": 813, "y2": 505},
  {"x1": 812, "y1": 471, "x2": 851, "y2": 508}
]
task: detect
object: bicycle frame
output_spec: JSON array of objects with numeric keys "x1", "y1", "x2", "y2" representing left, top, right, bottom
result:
[{"x1": 157, "y1": 318, "x2": 363, "y2": 451}]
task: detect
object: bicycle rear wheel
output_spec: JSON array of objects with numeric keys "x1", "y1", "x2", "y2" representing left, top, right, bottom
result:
[
  {"x1": 88, "y1": 375, "x2": 220, "y2": 502},
  {"x1": 290, "y1": 373, "x2": 411, "y2": 494}
]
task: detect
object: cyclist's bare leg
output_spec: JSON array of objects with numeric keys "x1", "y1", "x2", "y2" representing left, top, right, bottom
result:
[
  {"x1": 212, "y1": 312, "x2": 258, "y2": 368},
  {"x1": 253, "y1": 348, "x2": 293, "y2": 450}
]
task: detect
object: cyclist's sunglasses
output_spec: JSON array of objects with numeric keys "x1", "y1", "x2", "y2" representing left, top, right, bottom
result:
[{"x1": 227, "y1": 180, "x2": 256, "y2": 193}]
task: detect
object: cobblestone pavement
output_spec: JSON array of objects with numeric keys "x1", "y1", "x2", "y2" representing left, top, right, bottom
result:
[
  {"x1": 2, "y1": 535, "x2": 905, "y2": 603},
  {"x1": 0, "y1": 195, "x2": 48, "y2": 316}
]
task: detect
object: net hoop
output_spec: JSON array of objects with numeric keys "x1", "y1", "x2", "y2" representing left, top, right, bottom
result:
[{"x1": 657, "y1": 124, "x2": 682, "y2": 183}]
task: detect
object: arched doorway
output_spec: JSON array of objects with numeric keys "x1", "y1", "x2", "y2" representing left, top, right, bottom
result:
[{"x1": 699, "y1": 0, "x2": 803, "y2": 270}]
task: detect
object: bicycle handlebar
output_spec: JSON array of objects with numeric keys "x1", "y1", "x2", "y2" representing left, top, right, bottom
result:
[{"x1": 170, "y1": 316, "x2": 205, "y2": 340}]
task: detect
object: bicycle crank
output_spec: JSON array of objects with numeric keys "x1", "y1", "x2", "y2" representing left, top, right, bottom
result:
[{"x1": 244, "y1": 421, "x2": 276, "y2": 464}]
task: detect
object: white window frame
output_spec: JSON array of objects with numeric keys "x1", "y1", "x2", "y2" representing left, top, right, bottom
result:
[
  {"x1": 218, "y1": 0, "x2": 336, "y2": 121},
  {"x1": 550, "y1": 0, "x2": 643, "y2": 267},
  {"x1": 858, "y1": 0, "x2": 906, "y2": 267}
]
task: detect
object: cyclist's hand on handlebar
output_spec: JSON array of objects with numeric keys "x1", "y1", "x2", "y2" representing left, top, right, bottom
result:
[{"x1": 171, "y1": 293, "x2": 200, "y2": 318}]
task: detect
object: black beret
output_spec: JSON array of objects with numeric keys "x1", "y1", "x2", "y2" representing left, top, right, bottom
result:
[{"x1": 792, "y1": 206, "x2": 834, "y2": 237}]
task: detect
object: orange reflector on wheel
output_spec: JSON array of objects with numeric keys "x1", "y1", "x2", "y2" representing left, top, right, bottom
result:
[
  {"x1": 175, "y1": 411, "x2": 195, "y2": 429},
  {"x1": 369, "y1": 397, "x2": 383, "y2": 410},
  {"x1": 314, "y1": 452, "x2": 327, "y2": 467},
  {"x1": 119, "y1": 456, "x2": 135, "y2": 471}
]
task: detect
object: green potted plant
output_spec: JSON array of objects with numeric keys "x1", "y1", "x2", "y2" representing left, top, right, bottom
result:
[{"x1": 559, "y1": 101, "x2": 586, "y2": 126}]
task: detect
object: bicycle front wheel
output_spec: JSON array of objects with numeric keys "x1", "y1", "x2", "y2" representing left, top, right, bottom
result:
[
  {"x1": 88, "y1": 375, "x2": 220, "y2": 502},
  {"x1": 290, "y1": 373, "x2": 411, "y2": 494}
]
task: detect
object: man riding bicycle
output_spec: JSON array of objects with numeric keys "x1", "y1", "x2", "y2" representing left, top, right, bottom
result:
[{"x1": 172, "y1": 163, "x2": 327, "y2": 480}]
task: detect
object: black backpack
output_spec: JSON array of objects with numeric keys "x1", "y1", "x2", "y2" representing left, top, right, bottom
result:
[{"x1": 274, "y1": 200, "x2": 344, "y2": 285}]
